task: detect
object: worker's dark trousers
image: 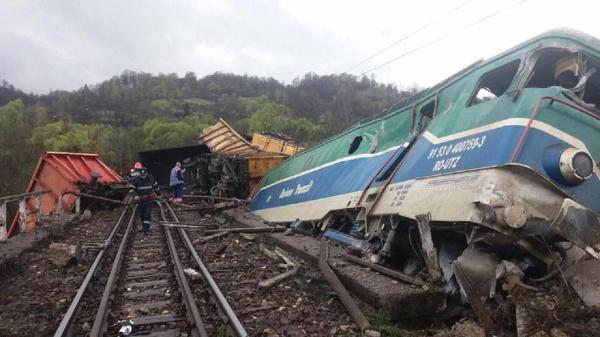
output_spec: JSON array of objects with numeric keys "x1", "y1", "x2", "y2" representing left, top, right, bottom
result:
[
  {"x1": 173, "y1": 183, "x2": 184, "y2": 198},
  {"x1": 138, "y1": 202, "x2": 153, "y2": 234}
]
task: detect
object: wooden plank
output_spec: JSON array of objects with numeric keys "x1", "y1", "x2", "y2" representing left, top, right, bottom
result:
[{"x1": 124, "y1": 279, "x2": 169, "y2": 289}]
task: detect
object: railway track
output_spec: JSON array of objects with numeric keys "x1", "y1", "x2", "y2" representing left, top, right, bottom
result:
[{"x1": 53, "y1": 202, "x2": 247, "y2": 337}]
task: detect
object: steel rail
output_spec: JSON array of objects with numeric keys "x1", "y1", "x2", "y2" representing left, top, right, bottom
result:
[
  {"x1": 164, "y1": 202, "x2": 248, "y2": 337},
  {"x1": 90, "y1": 206, "x2": 137, "y2": 337},
  {"x1": 157, "y1": 202, "x2": 209, "y2": 337},
  {"x1": 52, "y1": 207, "x2": 130, "y2": 337}
]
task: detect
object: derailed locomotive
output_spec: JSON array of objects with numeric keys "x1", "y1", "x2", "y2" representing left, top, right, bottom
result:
[{"x1": 250, "y1": 29, "x2": 600, "y2": 315}]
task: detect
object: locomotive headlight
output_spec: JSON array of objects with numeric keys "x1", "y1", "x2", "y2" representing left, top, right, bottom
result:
[{"x1": 559, "y1": 148, "x2": 594, "y2": 184}]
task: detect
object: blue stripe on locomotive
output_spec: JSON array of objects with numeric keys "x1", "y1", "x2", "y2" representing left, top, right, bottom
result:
[{"x1": 250, "y1": 126, "x2": 600, "y2": 214}]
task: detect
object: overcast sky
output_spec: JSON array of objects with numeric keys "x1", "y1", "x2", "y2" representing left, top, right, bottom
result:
[{"x1": 2, "y1": 0, "x2": 600, "y2": 94}]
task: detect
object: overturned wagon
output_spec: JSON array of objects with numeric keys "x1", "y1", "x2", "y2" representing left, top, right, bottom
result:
[
  {"x1": 139, "y1": 119, "x2": 303, "y2": 199},
  {"x1": 250, "y1": 29, "x2": 600, "y2": 323}
]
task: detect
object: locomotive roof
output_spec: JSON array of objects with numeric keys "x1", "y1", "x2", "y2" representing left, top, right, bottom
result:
[
  {"x1": 353, "y1": 29, "x2": 600, "y2": 131},
  {"x1": 289, "y1": 28, "x2": 600, "y2": 161},
  {"x1": 382, "y1": 28, "x2": 600, "y2": 119}
]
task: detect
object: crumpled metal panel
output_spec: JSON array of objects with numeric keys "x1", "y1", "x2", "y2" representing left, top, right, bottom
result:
[
  {"x1": 550, "y1": 198, "x2": 600, "y2": 259},
  {"x1": 565, "y1": 259, "x2": 600, "y2": 306},
  {"x1": 8, "y1": 152, "x2": 122, "y2": 236}
]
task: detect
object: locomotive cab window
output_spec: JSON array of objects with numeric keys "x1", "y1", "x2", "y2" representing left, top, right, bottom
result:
[
  {"x1": 526, "y1": 49, "x2": 600, "y2": 108},
  {"x1": 348, "y1": 136, "x2": 363, "y2": 154},
  {"x1": 468, "y1": 60, "x2": 520, "y2": 106},
  {"x1": 415, "y1": 100, "x2": 435, "y2": 133}
]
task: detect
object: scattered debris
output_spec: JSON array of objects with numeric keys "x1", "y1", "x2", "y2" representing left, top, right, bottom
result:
[
  {"x1": 258, "y1": 265, "x2": 299, "y2": 288},
  {"x1": 240, "y1": 303, "x2": 279, "y2": 315},
  {"x1": 240, "y1": 233, "x2": 257, "y2": 241},
  {"x1": 183, "y1": 268, "x2": 201, "y2": 280},
  {"x1": 434, "y1": 319, "x2": 485, "y2": 337},
  {"x1": 48, "y1": 243, "x2": 80, "y2": 267},
  {"x1": 198, "y1": 231, "x2": 230, "y2": 243},
  {"x1": 259, "y1": 247, "x2": 300, "y2": 288},
  {"x1": 215, "y1": 243, "x2": 228, "y2": 255},
  {"x1": 117, "y1": 320, "x2": 134, "y2": 336},
  {"x1": 452, "y1": 247, "x2": 496, "y2": 330},
  {"x1": 260, "y1": 243, "x2": 281, "y2": 261},
  {"x1": 342, "y1": 253, "x2": 425, "y2": 286},
  {"x1": 564, "y1": 258, "x2": 600, "y2": 306},
  {"x1": 494, "y1": 260, "x2": 537, "y2": 296},
  {"x1": 364, "y1": 329, "x2": 382, "y2": 337},
  {"x1": 203, "y1": 226, "x2": 287, "y2": 235}
]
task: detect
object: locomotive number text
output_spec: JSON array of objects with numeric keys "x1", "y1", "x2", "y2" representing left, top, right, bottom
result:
[{"x1": 427, "y1": 135, "x2": 486, "y2": 172}]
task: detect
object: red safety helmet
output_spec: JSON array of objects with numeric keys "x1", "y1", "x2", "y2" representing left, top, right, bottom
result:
[{"x1": 134, "y1": 161, "x2": 142, "y2": 169}]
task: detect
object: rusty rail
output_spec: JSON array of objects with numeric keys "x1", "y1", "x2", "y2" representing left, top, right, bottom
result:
[
  {"x1": 163, "y1": 202, "x2": 248, "y2": 337},
  {"x1": 158, "y1": 203, "x2": 210, "y2": 337},
  {"x1": 90, "y1": 206, "x2": 137, "y2": 337},
  {"x1": 53, "y1": 207, "x2": 130, "y2": 337}
]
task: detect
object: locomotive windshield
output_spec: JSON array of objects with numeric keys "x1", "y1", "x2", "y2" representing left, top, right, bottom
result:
[
  {"x1": 525, "y1": 48, "x2": 600, "y2": 109},
  {"x1": 469, "y1": 60, "x2": 520, "y2": 106}
]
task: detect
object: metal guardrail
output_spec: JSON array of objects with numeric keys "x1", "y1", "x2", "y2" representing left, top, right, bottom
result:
[
  {"x1": 56, "y1": 191, "x2": 130, "y2": 225},
  {"x1": 0, "y1": 189, "x2": 51, "y2": 241},
  {"x1": 1, "y1": 188, "x2": 130, "y2": 240}
]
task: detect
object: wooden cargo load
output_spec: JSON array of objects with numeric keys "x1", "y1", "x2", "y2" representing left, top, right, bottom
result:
[{"x1": 198, "y1": 119, "x2": 303, "y2": 192}]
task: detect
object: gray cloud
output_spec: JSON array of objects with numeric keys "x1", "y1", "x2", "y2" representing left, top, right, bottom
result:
[{"x1": 0, "y1": 0, "x2": 360, "y2": 94}]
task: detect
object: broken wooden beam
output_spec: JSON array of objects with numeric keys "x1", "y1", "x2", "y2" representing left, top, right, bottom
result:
[
  {"x1": 160, "y1": 223, "x2": 208, "y2": 230},
  {"x1": 204, "y1": 226, "x2": 287, "y2": 235},
  {"x1": 342, "y1": 253, "x2": 425, "y2": 286},
  {"x1": 260, "y1": 243, "x2": 280, "y2": 262},
  {"x1": 160, "y1": 221, "x2": 219, "y2": 228},
  {"x1": 274, "y1": 247, "x2": 296, "y2": 267},
  {"x1": 177, "y1": 206, "x2": 214, "y2": 212},
  {"x1": 319, "y1": 238, "x2": 370, "y2": 332},
  {"x1": 183, "y1": 195, "x2": 249, "y2": 203},
  {"x1": 259, "y1": 246, "x2": 300, "y2": 288},
  {"x1": 258, "y1": 265, "x2": 299, "y2": 288},
  {"x1": 196, "y1": 231, "x2": 230, "y2": 243}
]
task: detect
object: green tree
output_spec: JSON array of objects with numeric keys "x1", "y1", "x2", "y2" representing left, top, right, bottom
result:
[
  {"x1": 246, "y1": 96, "x2": 286, "y2": 134},
  {"x1": 0, "y1": 100, "x2": 34, "y2": 194},
  {"x1": 140, "y1": 113, "x2": 214, "y2": 150}
]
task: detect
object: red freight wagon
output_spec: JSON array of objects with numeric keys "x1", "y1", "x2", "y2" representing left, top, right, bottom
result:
[{"x1": 8, "y1": 152, "x2": 122, "y2": 237}]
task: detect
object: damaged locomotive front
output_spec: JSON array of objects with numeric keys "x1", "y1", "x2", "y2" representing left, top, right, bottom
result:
[{"x1": 250, "y1": 28, "x2": 600, "y2": 330}]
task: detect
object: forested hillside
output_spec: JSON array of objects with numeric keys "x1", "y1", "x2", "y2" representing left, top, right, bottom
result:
[{"x1": 0, "y1": 72, "x2": 415, "y2": 195}]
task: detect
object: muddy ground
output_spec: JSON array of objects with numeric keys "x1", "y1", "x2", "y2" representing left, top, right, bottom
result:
[
  {"x1": 174, "y1": 209, "x2": 368, "y2": 336},
  {"x1": 0, "y1": 206, "x2": 597, "y2": 337},
  {"x1": 0, "y1": 210, "x2": 119, "y2": 337}
]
